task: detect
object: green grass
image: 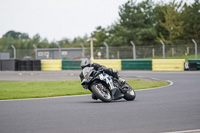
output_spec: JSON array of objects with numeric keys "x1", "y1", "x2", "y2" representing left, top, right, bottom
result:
[
  {"x1": 0, "y1": 80, "x2": 169, "y2": 100},
  {"x1": 126, "y1": 80, "x2": 169, "y2": 90}
]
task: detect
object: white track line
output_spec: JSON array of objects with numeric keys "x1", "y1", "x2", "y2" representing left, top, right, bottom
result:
[
  {"x1": 164, "y1": 129, "x2": 200, "y2": 133},
  {"x1": 137, "y1": 80, "x2": 173, "y2": 91},
  {"x1": 0, "y1": 80, "x2": 173, "y2": 102},
  {"x1": 0, "y1": 94, "x2": 91, "y2": 102}
]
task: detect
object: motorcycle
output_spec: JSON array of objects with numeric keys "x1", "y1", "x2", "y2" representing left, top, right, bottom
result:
[{"x1": 81, "y1": 67, "x2": 136, "y2": 102}]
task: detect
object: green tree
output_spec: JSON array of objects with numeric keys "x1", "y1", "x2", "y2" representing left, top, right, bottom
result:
[
  {"x1": 108, "y1": 0, "x2": 157, "y2": 45},
  {"x1": 182, "y1": 0, "x2": 200, "y2": 43},
  {"x1": 91, "y1": 26, "x2": 109, "y2": 46},
  {"x1": 153, "y1": 3, "x2": 169, "y2": 42},
  {"x1": 3, "y1": 30, "x2": 29, "y2": 39},
  {"x1": 158, "y1": 0, "x2": 184, "y2": 45}
]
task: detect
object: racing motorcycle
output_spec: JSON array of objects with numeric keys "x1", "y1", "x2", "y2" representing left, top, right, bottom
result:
[{"x1": 81, "y1": 67, "x2": 136, "y2": 102}]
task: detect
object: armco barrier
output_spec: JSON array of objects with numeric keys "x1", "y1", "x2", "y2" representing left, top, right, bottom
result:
[
  {"x1": 1, "y1": 59, "x2": 18, "y2": 71},
  {"x1": 62, "y1": 60, "x2": 81, "y2": 70},
  {"x1": 188, "y1": 60, "x2": 200, "y2": 70},
  {"x1": 152, "y1": 59, "x2": 185, "y2": 71},
  {"x1": 41, "y1": 60, "x2": 62, "y2": 71},
  {"x1": 91, "y1": 59, "x2": 121, "y2": 70},
  {"x1": 18, "y1": 60, "x2": 27, "y2": 71},
  {"x1": 122, "y1": 59, "x2": 152, "y2": 70},
  {"x1": 25, "y1": 60, "x2": 33, "y2": 71}
]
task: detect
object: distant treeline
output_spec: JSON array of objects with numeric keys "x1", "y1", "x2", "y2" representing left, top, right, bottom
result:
[{"x1": 0, "y1": 0, "x2": 199, "y2": 49}]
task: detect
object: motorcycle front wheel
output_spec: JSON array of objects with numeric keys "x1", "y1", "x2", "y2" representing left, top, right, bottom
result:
[
  {"x1": 123, "y1": 84, "x2": 136, "y2": 101},
  {"x1": 91, "y1": 83, "x2": 112, "y2": 102}
]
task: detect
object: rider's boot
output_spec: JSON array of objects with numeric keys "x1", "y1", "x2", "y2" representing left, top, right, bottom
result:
[
  {"x1": 118, "y1": 77, "x2": 126, "y2": 85},
  {"x1": 111, "y1": 87, "x2": 124, "y2": 100},
  {"x1": 111, "y1": 88, "x2": 117, "y2": 100},
  {"x1": 112, "y1": 70, "x2": 126, "y2": 85}
]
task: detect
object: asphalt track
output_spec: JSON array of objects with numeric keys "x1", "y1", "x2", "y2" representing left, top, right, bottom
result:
[{"x1": 0, "y1": 71, "x2": 200, "y2": 133}]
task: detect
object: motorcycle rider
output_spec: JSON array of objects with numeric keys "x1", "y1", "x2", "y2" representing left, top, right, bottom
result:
[{"x1": 79, "y1": 58, "x2": 125, "y2": 100}]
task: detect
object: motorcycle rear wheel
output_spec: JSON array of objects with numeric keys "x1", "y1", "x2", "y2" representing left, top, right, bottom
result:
[{"x1": 91, "y1": 83, "x2": 112, "y2": 102}]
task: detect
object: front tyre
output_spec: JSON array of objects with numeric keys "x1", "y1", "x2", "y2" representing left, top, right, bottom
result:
[
  {"x1": 91, "y1": 83, "x2": 112, "y2": 102},
  {"x1": 123, "y1": 84, "x2": 136, "y2": 101}
]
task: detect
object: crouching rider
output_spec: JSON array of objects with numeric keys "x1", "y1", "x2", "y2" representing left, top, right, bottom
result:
[{"x1": 79, "y1": 58, "x2": 125, "y2": 100}]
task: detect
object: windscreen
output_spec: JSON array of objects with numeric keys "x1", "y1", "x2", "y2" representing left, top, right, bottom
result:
[{"x1": 82, "y1": 67, "x2": 94, "y2": 78}]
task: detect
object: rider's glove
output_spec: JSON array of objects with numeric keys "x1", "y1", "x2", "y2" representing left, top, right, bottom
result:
[{"x1": 112, "y1": 69, "x2": 120, "y2": 79}]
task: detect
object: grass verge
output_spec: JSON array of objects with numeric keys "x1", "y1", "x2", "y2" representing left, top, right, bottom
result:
[{"x1": 0, "y1": 80, "x2": 169, "y2": 100}]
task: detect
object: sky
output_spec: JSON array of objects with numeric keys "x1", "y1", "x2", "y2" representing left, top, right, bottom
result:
[{"x1": 0, "y1": 0, "x2": 195, "y2": 41}]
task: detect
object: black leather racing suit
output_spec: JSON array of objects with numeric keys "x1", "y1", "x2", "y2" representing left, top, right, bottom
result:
[
  {"x1": 79, "y1": 63, "x2": 119, "y2": 82},
  {"x1": 80, "y1": 63, "x2": 125, "y2": 100}
]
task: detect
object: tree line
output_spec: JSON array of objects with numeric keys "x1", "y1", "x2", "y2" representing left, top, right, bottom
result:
[{"x1": 0, "y1": 0, "x2": 199, "y2": 50}]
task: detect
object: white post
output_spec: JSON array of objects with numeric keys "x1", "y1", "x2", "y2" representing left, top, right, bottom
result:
[
  {"x1": 91, "y1": 39, "x2": 94, "y2": 60},
  {"x1": 130, "y1": 41, "x2": 136, "y2": 59},
  {"x1": 87, "y1": 38, "x2": 96, "y2": 60},
  {"x1": 187, "y1": 47, "x2": 189, "y2": 54},
  {"x1": 192, "y1": 39, "x2": 198, "y2": 59},
  {"x1": 117, "y1": 51, "x2": 120, "y2": 59},
  {"x1": 56, "y1": 43, "x2": 61, "y2": 59},
  {"x1": 160, "y1": 40, "x2": 165, "y2": 59},
  {"x1": 80, "y1": 43, "x2": 85, "y2": 58},
  {"x1": 172, "y1": 48, "x2": 174, "y2": 57},
  {"x1": 152, "y1": 48, "x2": 155, "y2": 58},
  {"x1": 104, "y1": 42, "x2": 109, "y2": 59},
  {"x1": 33, "y1": 44, "x2": 37, "y2": 60}
]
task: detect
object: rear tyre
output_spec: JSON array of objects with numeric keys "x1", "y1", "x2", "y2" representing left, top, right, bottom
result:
[
  {"x1": 91, "y1": 83, "x2": 112, "y2": 103},
  {"x1": 123, "y1": 84, "x2": 136, "y2": 101}
]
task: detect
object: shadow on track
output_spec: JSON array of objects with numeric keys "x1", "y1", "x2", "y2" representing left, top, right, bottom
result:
[{"x1": 79, "y1": 99, "x2": 131, "y2": 104}]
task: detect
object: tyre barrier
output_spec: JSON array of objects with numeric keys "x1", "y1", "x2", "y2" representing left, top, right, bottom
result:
[
  {"x1": 17, "y1": 60, "x2": 26, "y2": 71},
  {"x1": 25, "y1": 60, "x2": 33, "y2": 71},
  {"x1": 152, "y1": 59, "x2": 185, "y2": 71},
  {"x1": 1, "y1": 59, "x2": 18, "y2": 71},
  {"x1": 188, "y1": 60, "x2": 200, "y2": 70},
  {"x1": 0, "y1": 60, "x2": 41, "y2": 71},
  {"x1": 189, "y1": 63, "x2": 197, "y2": 71},
  {"x1": 91, "y1": 59, "x2": 121, "y2": 70},
  {"x1": 33, "y1": 60, "x2": 41, "y2": 71},
  {"x1": 122, "y1": 59, "x2": 152, "y2": 70}
]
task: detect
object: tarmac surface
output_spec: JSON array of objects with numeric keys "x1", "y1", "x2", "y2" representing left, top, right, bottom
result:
[
  {"x1": 0, "y1": 70, "x2": 158, "y2": 81},
  {"x1": 0, "y1": 71, "x2": 200, "y2": 133}
]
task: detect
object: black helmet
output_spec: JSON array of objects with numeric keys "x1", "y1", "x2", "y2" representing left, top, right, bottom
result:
[{"x1": 81, "y1": 58, "x2": 91, "y2": 69}]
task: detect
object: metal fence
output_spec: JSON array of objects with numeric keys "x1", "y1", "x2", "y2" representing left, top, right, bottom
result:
[
  {"x1": 0, "y1": 44, "x2": 199, "y2": 60},
  {"x1": 84, "y1": 44, "x2": 199, "y2": 60}
]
